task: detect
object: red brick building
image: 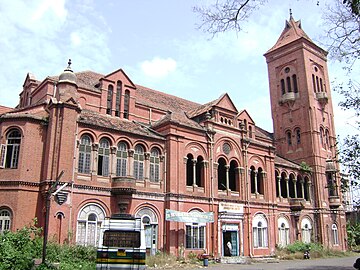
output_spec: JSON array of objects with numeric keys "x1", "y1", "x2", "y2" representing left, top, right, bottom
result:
[{"x1": 0, "y1": 15, "x2": 346, "y2": 258}]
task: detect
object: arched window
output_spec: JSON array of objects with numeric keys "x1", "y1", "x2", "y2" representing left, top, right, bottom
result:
[
  {"x1": 320, "y1": 127, "x2": 324, "y2": 147},
  {"x1": 296, "y1": 175, "x2": 303, "y2": 198},
  {"x1": 275, "y1": 171, "x2": 280, "y2": 197},
  {"x1": 332, "y1": 224, "x2": 339, "y2": 245},
  {"x1": 186, "y1": 154, "x2": 194, "y2": 186},
  {"x1": 218, "y1": 158, "x2": 227, "y2": 190},
  {"x1": 124, "y1": 90, "x2": 130, "y2": 119},
  {"x1": 116, "y1": 142, "x2": 127, "y2": 177},
  {"x1": 1, "y1": 129, "x2": 21, "y2": 169},
  {"x1": 150, "y1": 148, "x2": 160, "y2": 182},
  {"x1": 325, "y1": 129, "x2": 330, "y2": 150},
  {"x1": 295, "y1": 128, "x2": 301, "y2": 145},
  {"x1": 257, "y1": 167, "x2": 264, "y2": 195},
  {"x1": 281, "y1": 79, "x2": 286, "y2": 95},
  {"x1": 286, "y1": 76, "x2": 292, "y2": 92},
  {"x1": 301, "y1": 218, "x2": 312, "y2": 244},
  {"x1": 312, "y1": 74, "x2": 317, "y2": 93},
  {"x1": 133, "y1": 145, "x2": 144, "y2": 180},
  {"x1": 304, "y1": 176, "x2": 310, "y2": 201},
  {"x1": 0, "y1": 209, "x2": 11, "y2": 234},
  {"x1": 278, "y1": 217, "x2": 290, "y2": 247},
  {"x1": 136, "y1": 207, "x2": 159, "y2": 255},
  {"x1": 76, "y1": 204, "x2": 105, "y2": 246},
  {"x1": 250, "y1": 166, "x2": 256, "y2": 194},
  {"x1": 253, "y1": 214, "x2": 268, "y2": 248},
  {"x1": 98, "y1": 138, "x2": 110, "y2": 176},
  {"x1": 229, "y1": 160, "x2": 238, "y2": 191},
  {"x1": 106, "y1": 85, "x2": 113, "y2": 115},
  {"x1": 286, "y1": 131, "x2": 292, "y2": 146},
  {"x1": 78, "y1": 135, "x2": 92, "y2": 174},
  {"x1": 289, "y1": 173, "x2": 296, "y2": 198},
  {"x1": 196, "y1": 156, "x2": 204, "y2": 187},
  {"x1": 280, "y1": 172, "x2": 288, "y2": 198},
  {"x1": 292, "y1": 74, "x2": 298, "y2": 93},
  {"x1": 115, "y1": 81, "x2": 122, "y2": 117},
  {"x1": 249, "y1": 126, "x2": 253, "y2": 138},
  {"x1": 185, "y1": 210, "x2": 206, "y2": 249}
]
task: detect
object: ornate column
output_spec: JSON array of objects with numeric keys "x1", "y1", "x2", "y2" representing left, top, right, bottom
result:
[
  {"x1": 110, "y1": 146, "x2": 117, "y2": 177},
  {"x1": 192, "y1": 159, "x2": 197, "y2": 187},
  {"x1": 293, "y1": 178, "x2": 297, "y2": 198},
  {"x1": 225, "y1": 165, "x2": 230, "y2": 191},
  {"x1": 254, "y1": 171, "x2": 258, "y2": 194},
  {"x1": 92, "y1": 143, "x2": 99, "y2": 175},
  {"x1": 285, "y1": 178, "x2": 290, "y2": 198},
  {"x1": 128, "y1": 149, "x2": 134, "y2": 177},
  {"x1": 144, "y1": 152, "x2": 150, "y2": 180},
  {"x1": 277, "y1": 175, "x2": 282, "y2": 198},
  {"x1": 300, "y1": 179, "x2": 305, "y2": 199}
]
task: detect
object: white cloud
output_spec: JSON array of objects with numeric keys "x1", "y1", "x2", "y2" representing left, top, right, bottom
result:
[
  {"x1": 31, "y1": 0, "x2": 67, "y2": 22},
  {"x1": 70, "y1": 32, "x2": 81, "y2": 46},
  {"x1": 140, "y1": 57, "x2": 177, "y2": 78}
]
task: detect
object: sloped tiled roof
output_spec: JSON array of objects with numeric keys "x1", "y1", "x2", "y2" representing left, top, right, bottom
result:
[
  {"x1": 255, "y1": 126, "x2": 274, "y2": 141},
  {"x1": 0, "y1": 105, "x2": 13, "y2": 115},
  {"x1": 266, "y1": 15, "x2": 313, "y2": 54},
  {"x1": 275, "y1": 155, "x2": 301, "y2": 169},
  {"x1": 78, "y1": 109, "x2": 165, "y2": 140},
  {"x1": 135, "y1": 84, "x2": 205, "y2": 129},
  {"x1": 186, "y1": 94, "x2": 224, "y2": 119}
]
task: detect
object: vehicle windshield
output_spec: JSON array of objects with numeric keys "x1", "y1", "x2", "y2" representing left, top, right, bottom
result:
[{"x1": 103, "y1": 230, "x2": 140, "y2": 248}]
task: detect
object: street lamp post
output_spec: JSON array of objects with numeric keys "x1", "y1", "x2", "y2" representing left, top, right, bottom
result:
[{"x1": 42, "y1": 170, "x2": 64, "y2": 265}]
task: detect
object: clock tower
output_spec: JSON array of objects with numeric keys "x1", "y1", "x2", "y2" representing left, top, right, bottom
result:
[{"x1": 264, "y1": 12, "x2": 345, "y2": 246}]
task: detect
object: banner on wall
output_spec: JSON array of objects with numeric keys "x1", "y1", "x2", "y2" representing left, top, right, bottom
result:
[{"x1": 165, "y1": 209, "x2": 214, "y2": 223}]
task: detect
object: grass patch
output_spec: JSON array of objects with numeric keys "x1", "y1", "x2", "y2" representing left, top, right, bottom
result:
[
  {"x1": 276, "y1": 241, "x2": 351, "y2": 260},
  {"x1": 146, "y1": 251, "x2": 203, "y2": 269}
]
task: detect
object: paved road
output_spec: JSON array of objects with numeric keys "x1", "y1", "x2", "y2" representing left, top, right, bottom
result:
[{"x1": 194, "y1": 256, "x2": 359, "y2": 270}]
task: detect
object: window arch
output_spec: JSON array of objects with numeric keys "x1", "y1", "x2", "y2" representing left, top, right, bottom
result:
[
  {"x1": 1, "y1": 129, "x2": 21, "y2": 169},
  {"x1": 218, "y1": 158, "x2": 227, "y2": 190},
  {"x1": 186, "y1": 154, "x2": 194, "y2": 186},
  {"x1": 116, "y1": 142, "x2": 128, "y2": 177},
  {"x1": 0, "y1": 209, "x2": 11, "y2": 233},
  {"x1": 98, "y1": 138, "x2": 110, "y2": 176},
  {"x1": 124, "y1": 90, "x2": 130, "y2": 119},
  {"x1": 150, "y1": 148, "x2": 160, "y2": 182},
  {"x1": 325, "y1": 129, "x2": 330, "y2": 150},
  {"x1": 301, "y1": 218, "x2": 312, "y2": 243},
  {"x1": 292, "y1": 74, "x2": 298, "y2": 93},
  {"x1": 106, "y1": 84, "x2": 113, "y2": 115},
  {"x1": 115, "y1": 81, "x2": 122, "y2": 117},
  {"x1": 76, "y1": 204, "x2": 105, "y2": 246},
  {"x1": 78, "y1": 135, "x2": 92, "y2": 174},
  {"x1": 332, "y1": 224, "x2": 339, "y2": 245},
  {"x1": 134, "y1": 145, "x2": 144, "y2": 180},
  {"x1": 278, "y1": 217, "x2": 290, "y2": 247},
  {"x1": 253, "y1": 214, "x2": 268, "y2": 248}
]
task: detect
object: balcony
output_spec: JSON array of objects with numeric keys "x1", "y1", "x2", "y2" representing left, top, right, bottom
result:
[
  {"x1": 111, "y1": 177, "x2": 136, "y2": 194},
  {"x1": 281, "y1": 92, "x2": 296, "y2": 104},
  {"x1": 289, "y1": 198, "x2": 306, "y2": 211},
  {"x1": 329, "y1": 196, "x2": 341, "y2": 209},
  {"x1": 316, "y1": 92, "x2": 328, "y2": 105}
]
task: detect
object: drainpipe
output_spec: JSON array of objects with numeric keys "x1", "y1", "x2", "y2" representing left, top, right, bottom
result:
[{"x1": 206, "y1": 131, "x2": 215, "y2": 256}]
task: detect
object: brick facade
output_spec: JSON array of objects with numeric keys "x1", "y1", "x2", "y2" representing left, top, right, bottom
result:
[{"x1": 0, "y1": 16, "x2": 346, "y2": 258}]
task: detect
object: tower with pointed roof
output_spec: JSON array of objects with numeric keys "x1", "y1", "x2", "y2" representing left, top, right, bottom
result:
[{"x1": 264, "y1": 12, "x2": 344, "y2": 245}]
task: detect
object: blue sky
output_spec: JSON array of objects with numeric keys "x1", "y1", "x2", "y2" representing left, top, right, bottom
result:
[{"x1": 0, "y1": 0, "x2": 358, "y2": 140}]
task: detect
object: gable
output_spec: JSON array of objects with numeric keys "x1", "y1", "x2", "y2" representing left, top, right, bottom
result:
[
  {"x1": 238, "y1": 109, "x2": 255, "y2": 125},
  {"x1": 215, "y1": 93, "x2": 238, "y2": 113},
  {"x1": 103, "y1": 68, "x2": 136, "y2": 89}
]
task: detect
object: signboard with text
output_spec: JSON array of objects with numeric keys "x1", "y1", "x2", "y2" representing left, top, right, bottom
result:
[{"x1": 165, "y1": 209, "x2": 214, "y2": 223}]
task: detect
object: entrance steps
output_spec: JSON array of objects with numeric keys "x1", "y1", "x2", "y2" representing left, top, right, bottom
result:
[{"x1": 220, "y1": 256, "x2": 249, "y2": 264}]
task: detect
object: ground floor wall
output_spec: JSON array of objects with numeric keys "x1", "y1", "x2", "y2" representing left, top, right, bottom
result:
[{"x1": 0, "y1": 186, "x2": 347, "y2": 257}]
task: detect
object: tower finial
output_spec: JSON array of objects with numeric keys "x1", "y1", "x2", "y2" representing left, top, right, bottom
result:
[
  {"x1": 67, "y1": 59, "x2": 72, "y2": 69},
  {"x1": 289, "y1": 8, "x2": 293, "y2": 19}
]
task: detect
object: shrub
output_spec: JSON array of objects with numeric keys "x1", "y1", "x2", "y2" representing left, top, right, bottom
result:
[{"x1": 0, "y1": 222, "x2": 41, "y2": 270}]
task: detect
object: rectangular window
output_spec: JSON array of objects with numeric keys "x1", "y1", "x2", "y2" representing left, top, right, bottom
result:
[
  {"x1": 253, "y1": 227, "x2": 268, "y2": 248},
  {"x1": 185, "y1": 224, "x2": 205, "y2": 249}
]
